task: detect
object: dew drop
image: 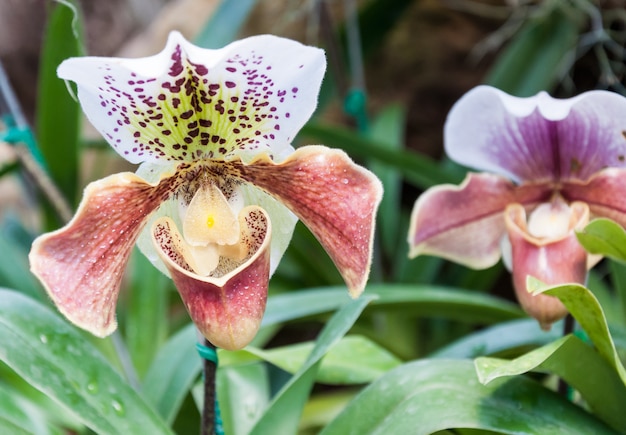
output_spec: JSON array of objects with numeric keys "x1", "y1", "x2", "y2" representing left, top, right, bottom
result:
[
  {"x1": 87, "y1": 381, "x2": 99, "y2": 394},
  {"x1": 39, "y1": 334, "x2": 48, "y2": 344},
  {"x1": 111, "y1": 399, "x2": 125, "y2": 416}
]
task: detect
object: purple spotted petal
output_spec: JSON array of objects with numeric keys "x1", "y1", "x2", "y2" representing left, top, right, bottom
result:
[
  {"x1": 445, "y1": 86, "x2": 626, "y2": 184},
  {"x1": 58, "y1": 31, "x2": 325, "y2": 164}
]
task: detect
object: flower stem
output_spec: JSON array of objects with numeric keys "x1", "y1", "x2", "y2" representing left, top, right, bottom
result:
[{"x1": 201, "y1": 338, "x2": 217, "y2": 435}]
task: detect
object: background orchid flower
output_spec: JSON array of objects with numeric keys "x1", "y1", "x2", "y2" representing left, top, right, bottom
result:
[
  {"x1": 409, "y1": 85, "x2": 626, "y2": 329},
  {"x1": 29, "y1": 32, "x2": 382, "y2": 350}
]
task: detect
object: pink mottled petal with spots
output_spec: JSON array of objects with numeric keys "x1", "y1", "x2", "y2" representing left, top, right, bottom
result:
[
  {"x1": 231, "y1": 146, "x2": 383, "y2": 297},
  {"x1": 29, "y1": 172, "x2": 178, "y2": 336},
  {"x1": 408, "y1": 172, "x2": 551, "y2": 269},
  {"x1": 152, "y1": 207, "x2": 271, "y2": 350}
]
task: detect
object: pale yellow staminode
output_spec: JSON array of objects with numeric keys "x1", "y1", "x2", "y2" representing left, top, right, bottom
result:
[{"x1": 527, "y1": 200, "x2": 571, "y2": 239}]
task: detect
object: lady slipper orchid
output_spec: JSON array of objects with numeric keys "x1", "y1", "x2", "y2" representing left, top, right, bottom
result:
[
  {"x1": 29, "y1": 32, "x2": 382, "y2": 350},
  {"x1": 409, "y1": 85, "x2": 626, "y2": 329}
]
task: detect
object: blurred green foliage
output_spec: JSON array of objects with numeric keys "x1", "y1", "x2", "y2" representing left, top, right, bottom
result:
[{"x1": 0, "y1": 0, "x2": 625, "y2": 434}]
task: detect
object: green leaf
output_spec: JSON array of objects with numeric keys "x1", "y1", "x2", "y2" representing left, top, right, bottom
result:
[
  {"x1": 321, "y1": 359, "x2": 614, "y2": 434},
  {"x1": 577, "y1": 218, "x2": 626, "y2": 263},
  {"x1": 0, "y1": 384, "x2": 39, "y2": 435},
  {"x1": 125, "y1": 248, "x2": 171, "y2": 378},
  {"x1": 299, "y1": 123, "x2": 462, "y2": 189},
  {"x1": 36, "y1": 1, "x2": 83, "y2": 210},
  {"x1": 485, "y1": 5, "x2": 582, "y2": 95},
  {"x1": 141, "y1": 323, "x2": 201, "y2": 425},
  {"x1": 431, "y1": 318, "x2": 561, "y2": 359},
  {"x1": 528, "y1": 278, "x2": 626, "y2": 385},
  {"x1": 0, "y1": 229, "x2": 43, "y2": 301},
  {"x1": 194, "y1": 0, "x2": 258, "y2": 48},
  {"x1": 368, "y1": 104, "x2": 405, "y2": 262},
  {"x1": 262, "y1": 285, "x2": 524, "y2": 327},
  {"x1": 249, "y1": 294, "x2": 375, "y2": 434},
  {"x1": 475, "y1": 335, "x2": 626, "y2": 432},
  {"x1": 217, "y1": 363, "x2": 270, "y2": 435},
  {"x1": 0, "y1": 289, "x2": 172, "y2": 435},
  {"x1": 221, "y1": 335, "x2": 402, "y2": 385}
]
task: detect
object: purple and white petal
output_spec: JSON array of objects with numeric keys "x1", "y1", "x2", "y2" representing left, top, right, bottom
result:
[
  {"x1": 445, "y1": 86, "x2": 626, "y2": 183},
  {"x1": 58, "y1": 31, "x2": 325, "y2": 164}
]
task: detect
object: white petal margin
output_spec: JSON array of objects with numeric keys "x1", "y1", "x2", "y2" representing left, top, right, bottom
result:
[
  {"x1": 444, "y1": 85, "x2": 626, "y2": 183},
  {"x1": 58, "y1": 31, "x2": 326, "y2": 165}
]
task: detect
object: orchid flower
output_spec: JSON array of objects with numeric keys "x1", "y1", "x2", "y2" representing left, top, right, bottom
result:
[
  {"x1": 29, "y1": 32, "x2": 382, "y2": 350},
  {"x1": 409, "y1": 85, "x2": 626, "y2": 329}
]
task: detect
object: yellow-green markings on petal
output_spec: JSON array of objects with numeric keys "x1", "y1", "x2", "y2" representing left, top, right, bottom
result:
[{"x1": 112, "y1": 44, "x2": 286, "y2": 162}]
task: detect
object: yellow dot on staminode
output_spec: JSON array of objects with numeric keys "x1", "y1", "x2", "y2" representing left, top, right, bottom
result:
[{"x1": 206, "y1": 215, "x2": 215, "y2": 228}]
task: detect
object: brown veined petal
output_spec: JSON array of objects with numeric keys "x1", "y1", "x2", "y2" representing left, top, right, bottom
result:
[
  {"x1": 29, "y1": 171, "x2": 180, "y2": 337},
  {"x1": 505, "y1": 202, "x2": 590, "y2": 330},
  {"x1": 152, "y1": 206, "x2": 271, "y2": 350},
  {"x1": 408, "y1": 172, "x2": 551, "y2": 269},
  {"x1": 230, "y1": 145, "x2": 383, "y2": 298}
]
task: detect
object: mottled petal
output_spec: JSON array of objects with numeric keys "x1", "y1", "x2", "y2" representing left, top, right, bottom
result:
[
  {"x1": 152, "y1": 207, "x2": 271, "y2": 350},
  {"x1": 562, "y1": 167, "x2": 626, "y2": 227},
  {"x1": 28, "y1": 172, "x2": 180, "y2": 336},
  {"x1": 445, "y1": 85, "x2": 626, "y2": 183},
  {"x1": 409, "y1": 172, "x2": 551, "y2": 269},
  {"x1": 231, "y1": 146, "x2": 382, "y2": 297},
  {"x1": 58, "y1": 31, "x2": 325, "y2": 164},
  {"x1": 505, "y1": 202, "x2": 589, "y2": 329}
]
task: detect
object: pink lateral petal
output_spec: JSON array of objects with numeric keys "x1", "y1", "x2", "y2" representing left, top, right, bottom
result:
[
  {"x1": 29, "y1": 172, "x2": 178, "y2": 337},
  {"x1": 562, "y1": 167, "x2": 626, "y2": 227},
  {"x1": 152, "y1": 207, "x2": 271, "y2": 350},
  {"x1": 231, "y1": 145, "x2": 383, "y2": 297},
  {"x1": 505, "y1": 202, "x2": 589, "y2": 330},
  {"x1": 409, "y1": 172, "x2": 551, "y2": 269}
]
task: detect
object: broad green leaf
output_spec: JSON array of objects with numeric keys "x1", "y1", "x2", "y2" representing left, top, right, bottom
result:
[
  {"x1": 299, "y1": 123, "x2": 462, "y2": 189},
  {"x1": 528, "y1": 278, "x2": 626, "y2": 385},
  {"x1": 0, "y1": 289, "x2": 172, "y2": 435},
  {"x1": 0, "y1": 384, "x2": 39, "y2": 435},
  {"x1": 125, "y1": 248, "x2": 171, "y2": 378},
  {"x1": 577, "y1": 218, "x2": 626, "y2": 263},
  {"x1": 0, "y1": 229, "x2": 43, "y2": 301},
  {"x1": 485, "y1": 4, "x2": 581, "y2": 95},
  {"x1": 249, "y1": 295, "x2": 375, "y2": 434},
  {"x1": 300, "y1": 390, "x2": 356, "y2": 434},
  {"x1": 476, "y1": 335, "x2": 626, "y2": 432},
  {"x1": 368, "y1": 104, "x2": 405, "y2": 263},
  {"x1": 217, "y1": 363, "x2": 270, "y2": 435},
  {"x1": 36, "y1": 1, "x2": 83, "y2": 211},
  {"x1": 221, "y1": 335, "x2": 401, "y2": 385},
  {"x1": 321, "y1": 359, "x2": 614, "y2": 434},
  {"x1": 263, "y1": 285, "x2": 524, "y2": 327},
  {"x1": 141, "y1": 323, "x2": 201, "y2": 424},
  {"x1": 195, "y1": 0, "x2": 258, "y2": 48},
  {"x1": 431, "y1": 318, "x2": 561, "y2": 359}
]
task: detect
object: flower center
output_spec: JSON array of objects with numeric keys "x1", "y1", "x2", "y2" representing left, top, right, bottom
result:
[
  {"x1": 527, "y1": 199, "x2": 571, "y2": 239},
  {"x1": 180, "y1": 183, "x2": 246, "y2": 276}
]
